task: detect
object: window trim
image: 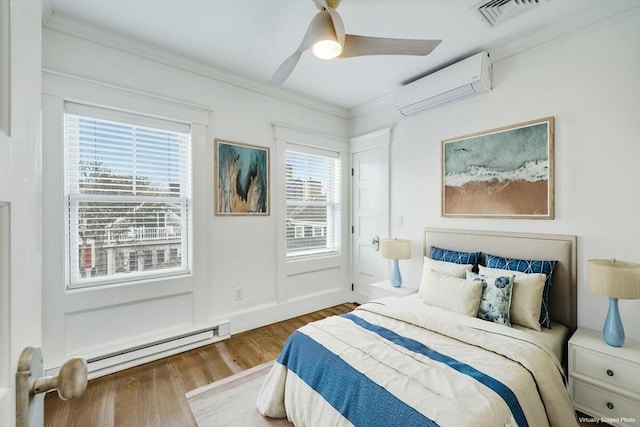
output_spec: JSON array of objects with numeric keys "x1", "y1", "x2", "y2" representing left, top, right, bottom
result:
[
  {"x1": 63, "y1": 103, "x2": 193, "y2": 289},
  {"x1": 274, "y1": 122, "x2": 350, "y2": 303}
]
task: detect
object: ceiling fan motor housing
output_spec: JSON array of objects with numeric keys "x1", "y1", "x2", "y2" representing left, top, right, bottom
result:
[{"x1": 315, "y1": 0, "x2": 342, "y2": 11}]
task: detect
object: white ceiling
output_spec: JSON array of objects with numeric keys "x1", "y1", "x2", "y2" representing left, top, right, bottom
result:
[{"x1": 43, "y1": 0, "x2": 638, "y2": 111}]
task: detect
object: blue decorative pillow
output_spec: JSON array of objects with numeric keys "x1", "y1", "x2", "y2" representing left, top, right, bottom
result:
[
  {"x1": 485, "y1": 254, "x2": 558, "y2": 329},
  {"x1": 468, "y1": 271, "x2": 514, "y2": 326},
  {"x1": 430, "y1": 246, "x2": 480, "y2": 265}
]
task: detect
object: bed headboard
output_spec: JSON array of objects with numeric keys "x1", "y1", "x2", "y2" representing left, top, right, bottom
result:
[{"x1": 424, "y1": 228, "x2": 577, "y2": 333}]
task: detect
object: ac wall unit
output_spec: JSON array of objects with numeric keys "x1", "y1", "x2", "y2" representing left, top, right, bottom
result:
[{"x1": 394, "y1": 51, "x2": 492, "y2": 118}]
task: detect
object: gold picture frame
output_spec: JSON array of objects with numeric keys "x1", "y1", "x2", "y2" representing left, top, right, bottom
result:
[
  {"x1": 214, "y1": 139, "x2": 270, "y2": 216},
  {"x1": 441, "y1": 117, "x2": 554, "y2": 219}
]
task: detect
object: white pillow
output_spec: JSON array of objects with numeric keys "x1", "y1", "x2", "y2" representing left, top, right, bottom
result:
[
  {"x1": 418, "y1": 257, "x2": 474, "y2": 298},
  {"x1": 478, "y1": 266, "x2": 546, "y2": 331},
  {"x1": 423, "y1": 269, "x2": 483, "y2": 317}
]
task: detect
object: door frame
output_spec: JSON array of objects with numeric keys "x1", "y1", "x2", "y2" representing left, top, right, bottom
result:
[
  {"x1": 0, "y1": 1, "x2": 43, "y2": 424},
  {"x1": 350, "y1": 128, "x2": 391, "y2": 304}
]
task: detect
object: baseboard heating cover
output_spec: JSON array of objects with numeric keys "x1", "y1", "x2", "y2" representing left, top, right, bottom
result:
[{"x1": 46, "y1": 322, "x2": 230, "y2": 379}]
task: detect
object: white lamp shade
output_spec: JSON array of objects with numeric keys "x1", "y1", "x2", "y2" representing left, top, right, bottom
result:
[
  {"x1": 380, "y1": 238, "x2": 412, "y2": 260},
  {"x1": 588, "y1": 259, "x2": 640, "y2": 299}
]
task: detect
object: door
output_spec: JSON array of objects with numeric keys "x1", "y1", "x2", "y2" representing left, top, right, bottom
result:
[
  {"x1": 351, "y1": 128, "x2": 390, "y2": 303},
  {"x1": 0, "y1": 1, "x2": 43, "y2": 425}
]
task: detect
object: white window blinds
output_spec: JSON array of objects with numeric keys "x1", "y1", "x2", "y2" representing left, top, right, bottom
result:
[
  {"x1": 285, "y1": 146, "x2": 341, "y2": 259},
  {"x1": 64, "y1": 103, "x2": 192, "y2": 288}
]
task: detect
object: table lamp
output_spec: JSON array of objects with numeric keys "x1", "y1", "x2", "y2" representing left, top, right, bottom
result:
[
  {"x1": 380, "y1": 238, "x2": 412, "y2": 288},
  {"x1": 588, "y1": 258, "x2": 640, "y2": 347}
]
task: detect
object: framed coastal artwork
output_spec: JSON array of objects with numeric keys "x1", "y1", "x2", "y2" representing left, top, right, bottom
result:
[
  {"x1": 441, "y1": 117, "x2": 554, "y2": 219},
  {"x1": 214, "y1": 139, "x2": 269, "y2": 215}
]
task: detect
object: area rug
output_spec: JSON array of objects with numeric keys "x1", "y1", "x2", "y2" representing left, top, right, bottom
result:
[{"x1": 186, "y1": 361, "x2": 293, "y2": 427}]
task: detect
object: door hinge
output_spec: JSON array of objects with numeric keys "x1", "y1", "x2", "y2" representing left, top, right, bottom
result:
[
  {"x1": 351, "y1": 283, "x2": 354, "y2": 291},
  {"x1": 351, "y1": 225, "x2": 354, "y2": 234},
  {"x1": 351, "y1": 168, "x2": 354, "y2": 176}
]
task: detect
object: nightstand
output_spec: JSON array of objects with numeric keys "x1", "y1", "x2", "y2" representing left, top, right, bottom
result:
[
  {"x1": 568, "y1": 328, "x2": 640, "y2": 427},
  {"x1": 369, "y1": 280, "x2": 418, "y2": 300}
]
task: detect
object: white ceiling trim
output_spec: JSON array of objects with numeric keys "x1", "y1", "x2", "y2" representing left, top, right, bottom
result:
[
  {"x1": 488, "y1": 1, "x2": 640, "y2": 63},
  {"x1": 42, "y1": 12, "x2": 351, "y2": 120}
]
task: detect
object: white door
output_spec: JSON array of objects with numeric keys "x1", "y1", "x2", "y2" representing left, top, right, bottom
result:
[
  {"x1": 0, "y1": 1, "x2": 43, "y2": 425},
  {"x1": 351, "y1": 128, "x2": 390, "y2": 303}
]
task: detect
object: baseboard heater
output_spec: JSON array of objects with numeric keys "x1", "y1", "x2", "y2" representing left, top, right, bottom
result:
[{"x1": 46, "y1": 322, "x2": 230, "y2": 379}]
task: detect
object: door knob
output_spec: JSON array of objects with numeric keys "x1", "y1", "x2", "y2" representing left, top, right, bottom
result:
[
  {"x1": 372, "y1": 235, "x2": 380, "y2": 251},
  {"x1": 16, "y1": 346, "x2": 88, "y2": 427},
  {"x1": 33, "y1": 356, "x2": 88, "y2": 399}
]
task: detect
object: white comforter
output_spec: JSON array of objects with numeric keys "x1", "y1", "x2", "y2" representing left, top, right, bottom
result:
[{"x1": 257, "y1": 297, "x2": 578, "y2": 427}]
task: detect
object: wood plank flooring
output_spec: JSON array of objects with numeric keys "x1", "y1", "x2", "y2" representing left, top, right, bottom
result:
[{"x1": 44, "y1": 303, "x2": 358, "y2": 427}]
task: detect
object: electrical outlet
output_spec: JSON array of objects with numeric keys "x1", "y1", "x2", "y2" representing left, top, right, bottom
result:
[{"x1": 234, "y1": 286, "x2": 243, "y2": 301}]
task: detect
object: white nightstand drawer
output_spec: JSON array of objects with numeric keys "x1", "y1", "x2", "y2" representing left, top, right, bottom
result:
[
  {"x1": 573, "y1": 379, "x2": 640, "y2": 427},
  {"x1": 574, "y1": 348, "x2": 640, "y2": 394}
]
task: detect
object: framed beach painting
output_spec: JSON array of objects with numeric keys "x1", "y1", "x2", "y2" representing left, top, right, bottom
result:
[
  {"x1": 441, "y1": 117, "x2": 554, "y2": 219},
  {"x1": 215, "y1": 139, "x2": 269, "y2": 215}
]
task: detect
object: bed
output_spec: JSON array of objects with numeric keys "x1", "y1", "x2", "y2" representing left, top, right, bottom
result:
[{"x1": 257, "y1": 228, "x2": 579, "y2": 426}]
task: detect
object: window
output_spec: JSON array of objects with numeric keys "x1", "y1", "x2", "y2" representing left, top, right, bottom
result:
[
  {"x1": 64, "y1": 103, "x2": 192, "y2": 288},
  {"x1": 285, "y1": 146, "x2": 341, "y2": 259}
]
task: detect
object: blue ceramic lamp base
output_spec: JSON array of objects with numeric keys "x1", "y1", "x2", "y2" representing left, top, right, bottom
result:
[
  {"x1": 603, "y1": 297, "x2": 625, "y2": 347},
  {"x1": 390, "y1": 259, "x2": 403, "y2": 288}
]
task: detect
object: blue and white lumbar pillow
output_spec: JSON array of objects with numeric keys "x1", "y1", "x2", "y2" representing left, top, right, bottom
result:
[
  {"x1": 468, "y1": 271, "x2": 514, "y2": 326},
  {"x1": 430, "y1": 246, "x2": 481, "y2": 265}
]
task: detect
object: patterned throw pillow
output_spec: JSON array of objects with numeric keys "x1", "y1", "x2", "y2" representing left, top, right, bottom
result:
[
  {"x1": 485, "y1": 254, "x2": 558, "y2": 329},
  {"x1": 479, "y1": 266, "x2": 545, "y2": 331},
  {"x1": 468, "y1": 271, "x2": 514, "y2": 326},
  {"x1": 430, "y1": 246, "x2": 481, "y2": 265}
]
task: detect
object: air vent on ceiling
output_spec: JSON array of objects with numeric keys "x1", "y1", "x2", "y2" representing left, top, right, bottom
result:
[{"x1": 475, "y1": 0, "x2": 545, "y2": 26}]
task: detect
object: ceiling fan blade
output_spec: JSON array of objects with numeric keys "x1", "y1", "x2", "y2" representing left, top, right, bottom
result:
[
  {"x1": 339, "y1": 35, "x2": 442, "y2": 58},
  {"x1": 270, "y1": 51, "x2": 304, "y2": 85},
  {"x1": 270, "y1": 10, "x2": 328, "y2": 85}
]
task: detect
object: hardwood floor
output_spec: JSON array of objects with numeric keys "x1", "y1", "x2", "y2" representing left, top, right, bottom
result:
[{"x1": 44, "y1": 303, "x2": 358, "y2": 427}]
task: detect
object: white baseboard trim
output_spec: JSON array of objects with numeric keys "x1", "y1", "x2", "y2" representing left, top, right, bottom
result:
[{"x1": 218, "y1": 289, "x2": 353, "y2": 336}]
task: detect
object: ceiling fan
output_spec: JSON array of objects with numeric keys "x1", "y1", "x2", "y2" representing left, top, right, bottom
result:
[{"x1": 271, "y1": 0, "x2": 442, "y2": 85}]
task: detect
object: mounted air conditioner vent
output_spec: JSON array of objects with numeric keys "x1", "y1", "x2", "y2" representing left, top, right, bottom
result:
[
  {"x1": 474, "y1": 0, "x2": 544, "y2": 26},
  {"x1": 394, "y1": 51, "x2": 492, "y2": 118}
]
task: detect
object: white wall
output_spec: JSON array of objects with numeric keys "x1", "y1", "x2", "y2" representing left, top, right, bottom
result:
[
  {"x1": 350, "y1": 9, "x2": 640, "y2": 339},
  {"x1": 41, "y1": 22, "x2": 351, "y2": 371}
]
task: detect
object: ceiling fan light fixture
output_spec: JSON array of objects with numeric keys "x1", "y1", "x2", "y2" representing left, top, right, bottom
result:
[
  {"x1": 312, "y1": 39, "x2": 342, "y2": 59},
  {"x1": 271, "y1": 0, "x2": 440, "y2": 85}
]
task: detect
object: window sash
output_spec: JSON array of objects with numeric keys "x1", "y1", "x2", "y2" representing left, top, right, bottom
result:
[
  {"x1": 65, "y1": 105, "x2": 192, "y2": 288},
  {"x1": 285, "y1": 148, "x2": 341, "y2": 260}
]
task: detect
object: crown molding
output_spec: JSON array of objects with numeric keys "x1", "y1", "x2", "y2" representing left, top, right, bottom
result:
[
  {"x1": 42, "y1": 12, "x2": 351, "y2": 120},
  {"x1": 348, "y1": 93, "x2": 395, "y2": 118},
  {"x1": 488, "y1": 2, "x2": 639, "y2": 63}
]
